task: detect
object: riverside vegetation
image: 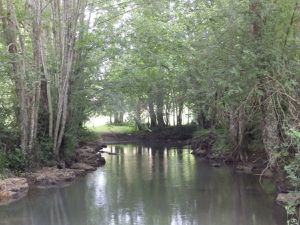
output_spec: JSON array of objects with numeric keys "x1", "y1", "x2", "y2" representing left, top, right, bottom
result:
[{"x1": 0, "y1": 0, "x2": 299, "y2": 224}]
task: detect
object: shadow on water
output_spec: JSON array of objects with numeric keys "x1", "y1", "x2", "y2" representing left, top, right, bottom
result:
[{"x1": 0, "y1": 144, "x2": 286, "y2": 225}]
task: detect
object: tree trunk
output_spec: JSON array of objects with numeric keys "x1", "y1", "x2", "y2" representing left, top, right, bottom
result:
[
  {"x1": 109, "y1": 113, "x2": 112, "y2": 124},
  {"x1": 134, "y1": 101, "x2": 143, "y2": 130},
  {"x1": 261, "y1": 84, "x2": 281, "y2": 166},
  {"x1": 0, "y1": 0, "x2": 29, "y2": 152},
  {"x1": 229, "y1": 106, "x2": 247, "y2": 162},
  {"x1": 173, "y1": 97, "x2": 177, "y2": 126},
  {"x1": 148, "y1": 99, "x2": 157, "y2": 127},
  {"x1": 114, "y1": 113, "x2": 119, "y2": 124},
  {"x1": 187, "y1": 108, "x2": 190, "y2": 125},
  {"x1": 197, "y1": 111, "x2": 211, "y2": 129},
  {"x1": 52, "y1": 0, "x2": 84, "y2": 157},
  {"x1": 156, "y1": 97, "x2": 165, "y2": 127},
  {"x1": 250, "y1": 0, "x2": 281, "y2": 166},
  {"x1": 113, "y1": 112, "x2": 123, "y2": 124},
  {"x1": 177, "y1": 102, "x2": 183, "y2": 126},
  {"x1": 28, "y1": 0, "x2": 43, "y2": 152},
  {"x1": 119, "y1": 112, "x2": 124, "y2": 123},
  {"x1": 165, "y1": 98, "x2": 170, "y2": 126}
]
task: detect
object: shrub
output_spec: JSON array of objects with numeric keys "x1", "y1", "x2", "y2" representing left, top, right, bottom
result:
[
  {"x1": 37, "y1": 136, "x2": 54, "y2": 162},
  {"x1": 0, "y1": 151, "x2": 7, "y2": 174},
  {"x1": 284, "y1": 129, "x2": 300, "y2": 190},
  {"x1": 7, "y1": 148, "x2": 27, "y2": 172}
]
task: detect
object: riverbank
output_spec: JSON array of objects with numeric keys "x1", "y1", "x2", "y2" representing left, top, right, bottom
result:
[
  {"x1": 97, "y1": 125, "x2": 196, "y2": 144},
  {"x1": 0, "y1": 141, "x2": 106, "y2": 205}
]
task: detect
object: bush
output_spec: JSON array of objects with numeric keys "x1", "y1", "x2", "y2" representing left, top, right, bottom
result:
[
  {"x1": 212, "y1": 131, "x2": 231, "y2": 158},
  {"x1": 62, "y1": 127, "x2": 95, "y2": 160},
  {"x1": 285, "y1": 203, "x2": 299, "y2": 225},
  {"x1": 7, "y1": 148, "x2": 27, "y2": 172},
  {"x1": 192, "y1": 128, "x2": 230, "y2": 158},
  {"x1": 284, "y1": 129, "x2": 300, "y2": 190},
  {"x1": 38, "y1": 136, "x2": 54, "y2": 162},
  {"x1": 284, "y1": 152, "x2": 300, "y2": 189},
  {"x1": 0, "y1": 151, "x2": 7, "y2": 174}
]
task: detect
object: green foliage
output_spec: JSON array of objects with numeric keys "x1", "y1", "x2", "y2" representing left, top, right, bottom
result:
[
  {"x1": 211, "y1": 131, "x2": 231, "y2": 158},
  {"x1": 37, "y1": 137, "x2": 54, "y2": 162},
  {"x1": 6, "y1": 149, "x2": 27, "y2": 172},
  {"x1": 0, "y1": 128, "x2": 20, "y2": 172},
  {"x1": 285, "y1": 153, "x2": 300, "y2": 189},
  {"x1": 62, "y1": 130, "x2": 79, "y2": 159},
  {"x1": 193, "y1": 128, "x2": 230, "y2": 158},
  {"x1": 284, "y1": 129, "x2": 300, "y2": 190},
  {"x1": 285, "y1": 203, "x2": 299, "y2": 225}
]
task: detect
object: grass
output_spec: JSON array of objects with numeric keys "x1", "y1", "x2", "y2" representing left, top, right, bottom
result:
[{"x1": 87, "y1": 124, "x2": 136, "y2": 135}]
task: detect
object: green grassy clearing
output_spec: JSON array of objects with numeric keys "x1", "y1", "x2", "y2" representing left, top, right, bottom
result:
[{"x1": 87, "y1": 124, "x2": 136, "y2": 135}]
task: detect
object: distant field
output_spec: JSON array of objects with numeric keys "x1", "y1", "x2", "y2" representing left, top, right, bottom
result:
[{"x1": 88, "y1": 124, "x2": 136, "y2": 135}]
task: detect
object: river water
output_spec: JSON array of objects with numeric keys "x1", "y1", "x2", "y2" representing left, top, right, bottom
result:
[{"x1": 0, "y1": 144, "x2": 286, "y2": 225}]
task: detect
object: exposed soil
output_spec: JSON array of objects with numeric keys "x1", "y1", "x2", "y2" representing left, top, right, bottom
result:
[
  {"x1": 0, "y1": 140, "x2": 106, "y2": 205},
  {"x1": 0, "y1": 178, "x2": 28, "y2": 206}
]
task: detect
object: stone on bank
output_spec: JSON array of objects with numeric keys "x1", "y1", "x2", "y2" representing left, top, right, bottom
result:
[{"x1": 0, "y1": 178, "x2": 28, "y2": 205}]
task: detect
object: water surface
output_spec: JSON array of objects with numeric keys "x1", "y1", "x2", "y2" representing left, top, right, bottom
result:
[{"x1": 0, "y1": 144, "x2": 286, "y2": 225}]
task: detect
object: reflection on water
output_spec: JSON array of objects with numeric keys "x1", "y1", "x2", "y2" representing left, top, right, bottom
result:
[{"x1": 0, "y1": 144, "x2": 286, "y2": 225}]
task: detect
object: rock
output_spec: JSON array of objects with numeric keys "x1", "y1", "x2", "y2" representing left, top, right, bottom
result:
[
  {"x1": 44, "y1": 160, "x2": 58, "y2": 167},
  {"x1": 70, "y1": 163, "x2": 96, "y2": 172},
  {"x1": 210, "y1": 162, "x2": 221, "y2": 167},
  {"x1": 252, "y1": 167, "x2": 274, "y2": 178},
  {"x1": 57, "y1": 161, "x2": 66, "y2": 169},
  {"x1": 98, "y1": 156, "x2": 106, "y2": 164},
  {"x1": 108, "y1": 152, "x2": 118, "y2": 155},
  {"x1": 0, "y1": 178, "x2": 28, "y2": 205},
  {"x1": 276, "y1": 193, "x2": 300, "y2": 206},
  {"x1": 86, "y1": 141, "x2": 107, "y2": 151},
  {"x1": 25, "y1": 167, "x2": 76, "y2": 188},
  {"x1": 277, "y1": 181, "x2": 295, "y2": 193},
  {"x1": 72, "y1": 169, "x2": 86, "y2": 177},
  {"x1": 191, "y1": 148, "x2": 207, "y2": 157},
  {"x1": 236, "y1": 163, "x2": 254, "y2": 173},
  {"x1": 262, "y1": 168, "x2": 273, "y2": 178},
  {"x1": 75, "y1": 146, "x2": 105, "y2": 167},
  {"x1": 99, "y1": 150, "x2": 119, "y2": 155},
  {"x1": 65, "y1": 157, "x2": 76, "y2": 168},
  {"x1": 95, "y1": 143, "x2": 107, "y2": 151}
]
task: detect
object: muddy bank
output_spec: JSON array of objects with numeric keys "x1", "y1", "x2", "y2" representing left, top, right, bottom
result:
[
  {"x1": 100, "y1": 133, "x2": 141, "y2": 144},
  {"x1": 100, "y1": 126, "x2": 196, "y2": 145},
  {"x1": 0, "y1": 178, "x2": 28, "y2": 206},
  {"x1": 188, "y1": 130, "x2": 274, "y2": 177},
  {"x1": 0, "y1": 141, "x2": 106, "y2": 205}
]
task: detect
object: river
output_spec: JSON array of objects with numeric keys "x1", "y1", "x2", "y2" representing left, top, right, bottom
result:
[{"x1": 0, "y1": 144, "x2": 286, "y2": 225}]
